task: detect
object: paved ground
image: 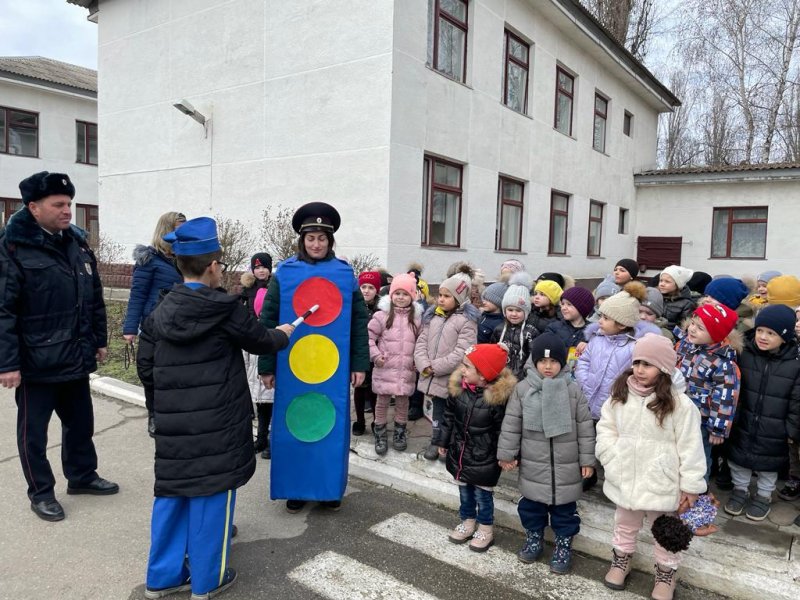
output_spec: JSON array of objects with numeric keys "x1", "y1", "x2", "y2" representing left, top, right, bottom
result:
[{"x1": 0, "y1": 388, "x2": 731, "y2": 600}]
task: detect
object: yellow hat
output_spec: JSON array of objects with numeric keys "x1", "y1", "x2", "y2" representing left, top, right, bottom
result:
[
  {"x1": 533, "y1": 280, "x2": 563, "y2": 306},
  {"x1": 767, "y1": 275, "x2": 800, "y2": 307}
]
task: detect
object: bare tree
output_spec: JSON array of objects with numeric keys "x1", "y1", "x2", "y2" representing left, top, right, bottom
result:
[
  {"x1": 259, "y1": 205, "x2": 297, "y2": 263},
  {"x1": 215, "y1": 214, "x2": 254, "y2": 271},
  {"x1": 778, "y1": 76, "x2": 800, "y2": 161},
  {"x1": 659, "y1": 71, "x2": 701, "y2": 167},
  {"x1": 583, "y1": 0, "x2": 657, "y2": 60},
  {"x1": 702, "y1": 93, "x2": 737, "y2": 165},
  {"x1": 92, "y1": 233, "x2": 126, "y2": 265},
  {"x1": 348, "y1": 252, "x2": 381, "y2": 276}
]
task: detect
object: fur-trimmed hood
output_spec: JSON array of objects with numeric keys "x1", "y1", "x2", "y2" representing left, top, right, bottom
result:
[
  {"x1": 133, "y1": 244, "x2": 157, "y2": 266},
  {"x1": 422, "y1": 301, "x2": 480, "y2": 324},
  {"x1": 240, "y1": 271, "x2": 256, "y2": 289},
  {"x1": 3, "y1": 205, "x2": 87, "y2": 247},
  {"x1": 447, "y1": 367, "x2": 517, "y2": 406},
  {"x1": 377, "y1": 293, "x2": 424, "y2": 317}
]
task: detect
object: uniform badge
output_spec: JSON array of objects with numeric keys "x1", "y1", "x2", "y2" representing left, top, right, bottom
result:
[{"x1": 316, "y1": 217, "x2": 322, "y2": 223}]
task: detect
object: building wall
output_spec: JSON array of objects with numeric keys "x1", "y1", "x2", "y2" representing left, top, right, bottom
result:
[
  {"x1": 635, "y1": 178, "x2": 800, "y2": 277},
  {"x1": 387, "y1": 0, "x2": 665, "y2": 281},
  {"x1": 0, "y1": 79, "x2": 98, "y2": 223}
]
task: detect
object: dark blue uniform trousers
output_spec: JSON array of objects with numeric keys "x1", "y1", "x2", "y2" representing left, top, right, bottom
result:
[
  {"x1": 16, "y1": 378, "x2": 99, "y2": 502},
  {"x1": 147, "y1": 490, "x2": 236, "y2": 596}
]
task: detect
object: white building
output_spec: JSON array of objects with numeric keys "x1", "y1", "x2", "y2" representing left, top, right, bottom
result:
[
  {"x1": 0, "y1": 56, "x2": 99, "y2": 240},
  {"x1": 68, "y1": 0, "x2": 681, "y2": 280}
]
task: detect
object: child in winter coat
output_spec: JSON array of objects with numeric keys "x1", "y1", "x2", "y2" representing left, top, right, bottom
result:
[
  {"x1": 491, "y1": 273, "x2": 539, "y2": 379},
  {"x1": 414, "y1": 263, "x2": 479, "y2": 461},
  {"x1": 675, "y1": 304, "x2": 741, "y2": 483},
  {"x1": 724, "y1": 305, "x2": 800, "y2": 522},
  {"x1": 597, "y1": 334, "x2": 706, "y2": 600},
  {"x1": 639, "y1": 286, "x2": 673, "y2": 341},
  {"x1": 748, "y1": 271, "x2": 781, "y2": 307},
  {"x1": 658, "y1": 265, "x2": 697, "y2": 329},
  {"x1": 528, "y1": 279, "x2": 562, "y2": 332},
  {"x1": 352, "y1": 271, "x2": 381, "y2": 435},
  {"x1": 701, "y1": 277, "x2": 754, "y2": 335},
  {"x1": 781, "y1": 306, "x2": 800, "y2": 507},
  {"x1": 368, "y1": 274, "x2": 422, "y2": 455},
  {"x1": 478, "y1": 281, "x2": 508, "y2": 343},
  {"x1": 240, "y1": 253, "x2": 274, "y2": 458},
  {"x1": 497, "y1": 333, "x2": 595, "y2": 575},
  {"x1": 546, "y1": 286, "x2": 595, "y2": 373},
  {"x1": 437, "y1": 344, "x2": 516, "y2": 552},
  {"x1": 588, "y1": 278, "x2": 621, "y2": 323}
]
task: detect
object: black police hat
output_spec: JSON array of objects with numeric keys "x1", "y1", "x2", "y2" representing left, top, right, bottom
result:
[
  {"x1": 19, "y1": 171, "x2": 76, "y2": 205},
  {"x1": 292, "y1": 202, "x2": 341, "y2": 234}
]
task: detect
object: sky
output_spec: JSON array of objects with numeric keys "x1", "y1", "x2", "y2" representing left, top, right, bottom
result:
[{"x1": 0, "y1": 0, "x2": 97, "y2": 69}]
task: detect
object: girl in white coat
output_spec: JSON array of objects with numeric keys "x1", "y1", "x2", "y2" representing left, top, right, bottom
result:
[{"x1": 596, "y1": 334, "x2": 706, "y2": 600}]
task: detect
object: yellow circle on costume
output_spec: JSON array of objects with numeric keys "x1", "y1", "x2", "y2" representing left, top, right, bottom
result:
[{"x1": 289, "y1": 335, "x2": 339, "y2": 384}]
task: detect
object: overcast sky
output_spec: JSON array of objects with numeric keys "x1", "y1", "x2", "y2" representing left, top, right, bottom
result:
[{"x1": 0, "y1": 0, "x2": 97, "y2": 69}]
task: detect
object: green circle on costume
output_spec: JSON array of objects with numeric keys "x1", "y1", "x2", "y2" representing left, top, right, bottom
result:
[
  {"x1": 285, "y1": 393, "x2": 336, "y2": 442},
  {"x1": 289, "y1": 334, "x2": 339, "y2": 384}
]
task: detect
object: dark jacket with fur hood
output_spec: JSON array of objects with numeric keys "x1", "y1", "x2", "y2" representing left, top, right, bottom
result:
[
  {"x1": 439, "y1": 369, "x2": 517, "y2": 487},
  {"x1": 0, "y1": 206, "x2": 106, "y2": 382},
  {"x1": 123, "y1": 245, "x2": 181, "y2": 335},
  {"x1": 662, "y1": 286, "x2": 697, "y2": 330}
]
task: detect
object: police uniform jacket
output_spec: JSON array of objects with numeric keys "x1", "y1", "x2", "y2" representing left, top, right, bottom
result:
[{"x1": 0, "y1": 206, "x2": 107, "y2": 382}]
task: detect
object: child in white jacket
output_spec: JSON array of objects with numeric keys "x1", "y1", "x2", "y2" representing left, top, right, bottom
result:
[{"x1": 596, "y1": 334, "x2": 706, "y2": 600}]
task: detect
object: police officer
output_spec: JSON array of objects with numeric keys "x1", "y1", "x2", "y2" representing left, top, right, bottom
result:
[{"x1": 0, "y1": 172, "x2": 118, "y2": 522}]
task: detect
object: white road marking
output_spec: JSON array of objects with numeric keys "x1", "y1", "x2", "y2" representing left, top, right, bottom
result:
[
  {"x1": 288, "y1": 550, "x2": 442, "y2": 600},
  {"x1": 370, "y1": 513, "x2": 643, "y2": 600}
]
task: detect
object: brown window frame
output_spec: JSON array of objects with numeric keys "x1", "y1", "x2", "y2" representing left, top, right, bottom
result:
[
  {"x1": 587, "y1": 200, "x2": 604, "y2": 257},
  {"x1": 554, "y1": 67, "x2": 575, "y2": 136},
  {"x1": 623, "y1": 110, "x2": 633, "y2": 137},
  {"x1": 711, "y1": 206, "x2": 768, "y2": 259},
  {"x1": 593, "y1": 92, "x2": 608, "y2": 153},
  {"x1": 76, "y1": 120, "x2": 98, "y2": 165},
  {"x1": 618, "y1": 207, "x2": 629, "y2": 234},
  {"x1": 422, "y1": 155, "x2": 463, "y2": 248},
  {"x1": 431, "y1": 0, "x2": 469, "y2": 83},
  {"x1": 496, "y1": 176, "x2": 524, "y2": 252},
  {"x1": 75, "y1": 203, "x2": 100, "y2": 246},
  {"x1": 0, "y1": 197, "x2": 24, "y2": 229},
  {"x1": 0, "y1": 105, "x2": 39, "y2": 158},
  {"x1": 503, "y1": 30, "x2": 529, "y2": 114},
  {"x1": 548, "y1": 191, "x2": 570, "y2": 255}
]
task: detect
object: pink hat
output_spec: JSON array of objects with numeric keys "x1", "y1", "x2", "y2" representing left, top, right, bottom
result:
[{"x1": 390, "y1": 273, "x2": 417, "y2": 298}]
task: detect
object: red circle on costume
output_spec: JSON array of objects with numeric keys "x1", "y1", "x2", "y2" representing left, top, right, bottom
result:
[{"x1": 293, "y1": 277, "x2": 343, "y2": 327}]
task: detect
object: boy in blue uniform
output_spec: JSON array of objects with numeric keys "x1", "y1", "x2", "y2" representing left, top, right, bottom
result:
[{"x1": 137, "y1": 217, "x2": 294, "y2": 599}]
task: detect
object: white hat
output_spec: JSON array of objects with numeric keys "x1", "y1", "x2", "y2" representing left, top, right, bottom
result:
[{"x1": 662, "y1": 265, "x2": 694, "y2": 290}]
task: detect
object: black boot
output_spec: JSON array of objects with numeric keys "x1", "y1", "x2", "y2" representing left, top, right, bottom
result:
[
  {"x1": 261, "y1": 435, "x2": 271, "y2": 460},
  {"x1": 393, "y1": 422, "x2": 408, "y2": 451},
  {"x1": 254, "y1": 403, "x2": 269, "y2": 453},
  {"x1": 374, "y1": 424, "x2": 388, "y2": 456}
]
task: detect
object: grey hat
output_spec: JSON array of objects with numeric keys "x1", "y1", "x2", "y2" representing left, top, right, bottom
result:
[
  {"x1": 482, "y1": 281, "x2": 508, "y2": 309},
  {"x1": 641, "y1": 287, "x2": 665, "y2": 318}
]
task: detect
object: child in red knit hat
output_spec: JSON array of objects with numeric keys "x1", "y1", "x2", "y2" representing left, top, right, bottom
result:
[{"x1": 437, "y1": 344, "x2": 517, "y2": 552}]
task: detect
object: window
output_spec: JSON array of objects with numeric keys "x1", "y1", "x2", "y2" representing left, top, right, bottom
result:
[
  {"x1": 593, "y1": 93, "x2": 608, "y2": 152},
  {"x1": 548, "y1": 191, "x2": 570, "y2": 255},
  {"x1": 75, "y1": 203, "x2": 99, "y2": 246},
  {"x1": 496, "y1": 177, "x2": 524, "y2": 251},
  {"x1": 554, "y1": 67, "x2": 574, "y2": 136},
  {"x1": 623, "y1": 111, "x2": 633, "y2": 137},
  {"x1": 0, "y1": 198, "x2": 24, "y2": 229},
  {"x1": 422, "y1": 156, "x2": 462, "y2": 247},
  {"x1": 503, "y1": 30, "x2": 529, "y2": 114},
  {"x1": 0, "y1": 107, "x2": 38, "y2": 157},
  {"x1": 587, "y1": 201, "x2": 604, "y2": 257},
  {"x1": 76, "y1": 121, "x2": 98, "y2": 165},
  {"x1": 711, "y1": 207, "x2": 768, "y2": 259},
  {"x1": 618, "y1": 208, "x2": 629, "y2": 234},
  {"x1": 428, "y1": 0, "x2": 468, "y2": 83}
]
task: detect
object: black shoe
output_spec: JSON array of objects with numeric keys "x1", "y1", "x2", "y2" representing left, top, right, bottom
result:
[
  {"x1": 321, "y1": 500, "x2": 342, "y2": 511},
  {"x1": 254, "y1": 435, "x2": 268, "y2": 453},
  {"x1": 30, "y1": 498, "x2": 65, "y2": 522},
  {"x1": 423, "y1": 444, "x2": 439, "y2": 461},
  {"x1": 231, "y1": 524, "x2": 238, "y2": 538},
  {"x1": 260, "y1": 444, "x2": 271, "y2": 460},
  {"x1": 351, "y1": 421, "x2": 366, "y2": 436},
  {"x1": 407, "y1": 407, "x2": 424, "y2": 421},
  {"x1": 286, "y1": 499, "x2": 307, "y2": 513},
  {"x1": 145, "y1": 578, "x2": 191, "y2": 599},
  {"x1": 582, "y1": 471, "x2": 598, "y2": 492},
  {"x1": 715, "y1": 476, "x2": 734, "y2": 492},
  {"x1": 67, "y1": 477, "x2": 119, "y2": 495},
  {"x1": 189, "y1": 568, "x2": 237, "y2": 599}
]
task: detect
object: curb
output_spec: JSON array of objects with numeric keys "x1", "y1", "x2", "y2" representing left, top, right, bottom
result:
[{"x1": 91, "y1": 376, "x2": 799, "y2": 599}]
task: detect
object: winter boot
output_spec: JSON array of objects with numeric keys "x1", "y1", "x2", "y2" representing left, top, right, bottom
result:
[
  {"x1": 393, "y1": 422, "x2": 408, "y2": 451},
  {"x1": 604, "y1": 548, "x2": 633, "y2": 590},
  {"x1": 724, "y1": 488, "x2": 749, "y2": 516},
  {"x1": 549, "y1": 535, "x2": 573, "y2": 574},
  {"x1": 260, "y1": 436, "x2": 271, "y2": 460},
  {"x1": 469, "y1": 524, "x2": 494, "y2": 552},
  {"x1": 651, "y1": 564, "x2": 678, "y2": 600},
  {"x1": 745, "y1": 494, "x2": 772, "y2": 521},
  {"x1": 448, "y1": 518, "x2": 476, "y2": 544},
  {"x1": 374, "y1": 424, "x2": 388, "y2": 456},
  {"x1": 517, "y1": 529, "x2": 544, "y2": 563}
]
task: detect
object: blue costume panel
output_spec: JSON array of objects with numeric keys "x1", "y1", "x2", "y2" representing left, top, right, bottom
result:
[{"x1": 270, "y1": 256, "x2": 355, "y2": 501}]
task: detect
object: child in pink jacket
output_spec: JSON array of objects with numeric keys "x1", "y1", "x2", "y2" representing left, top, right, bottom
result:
[{"x1": 368, "y1": 274, "x2": 423, "y2": 455}]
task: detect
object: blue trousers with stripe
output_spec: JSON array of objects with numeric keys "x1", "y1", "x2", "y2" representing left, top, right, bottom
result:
[{"x1": 146, "y1": 490, "x2": 236, "y2": 595}]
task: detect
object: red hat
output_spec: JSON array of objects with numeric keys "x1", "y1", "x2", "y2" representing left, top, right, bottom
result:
[
  {"x1": 693, "y1": 303, "x2": 738, "y2": 343},
  {"x1": 465, "y1": 344, "x2": 508, "y2": 382},
  {"x1": 358, "y1": 271, "x2": 382, "y2": 290}
]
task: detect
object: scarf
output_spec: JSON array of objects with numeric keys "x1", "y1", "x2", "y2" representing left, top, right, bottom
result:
[
  {"x1": 522, "y1": 369, "x2": 573, "y2": 438},
  {"x1": 461, "y1": 379, "x2": 478, "y2": 393},
  {"x1": 626, "y1": 375, "x2": 655, "y2": 398},
  {"x1": 435, "y1": 306, "x2": 451, "y2": 318}
]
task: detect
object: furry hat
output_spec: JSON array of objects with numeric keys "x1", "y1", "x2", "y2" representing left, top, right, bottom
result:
[
  {"x1": 483, "y1": 281, "x2": 509, "y2": 309},
  {"x1": 440, "y1": 262, "x2": 475, "y2": 306},
  {"x1": 561, "y1": 286, "x2": 595, "y2": 318},
  {"x1": 641, "y1": 286, "x2": 665, "y2": 318},
  {"x1": 534, "y1": 280, "x2": 563, "y2": 306},
  {"x1": 704, "y1": 277, "x2": 749, "y2": 310},
  {"x1": 599, "y1": 281, "x2": 647, "y2": 327},
  {"x1": 662, "y1": 265, "x2": 694, "y2": 290},
  {"x1": 502, "y1": 272, "x2": 534, "y2": 318},
  {"x1": 19, "y1": 171, "x2": 75, "y2": 205},
  {"x1": 407, "y1": 262, "x2": 424, "y2": 279}
]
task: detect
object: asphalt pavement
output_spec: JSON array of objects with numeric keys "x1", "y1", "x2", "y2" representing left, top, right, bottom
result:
[{"x1": 0, "y1": 388, "x2": 728, "y2": 600}]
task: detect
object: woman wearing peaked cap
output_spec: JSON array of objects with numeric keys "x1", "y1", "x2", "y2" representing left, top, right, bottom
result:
[{"x1": 258, "y1": 202, "x2": 370, "y2": 514}]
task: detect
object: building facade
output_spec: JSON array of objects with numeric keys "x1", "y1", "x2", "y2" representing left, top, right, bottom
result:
[
  {"x1": 0, "y1": 56, "x2": 99, "y2": 240},
  {"x1": 70, "y1": 0, "x2": 679, "y2": 280}
]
